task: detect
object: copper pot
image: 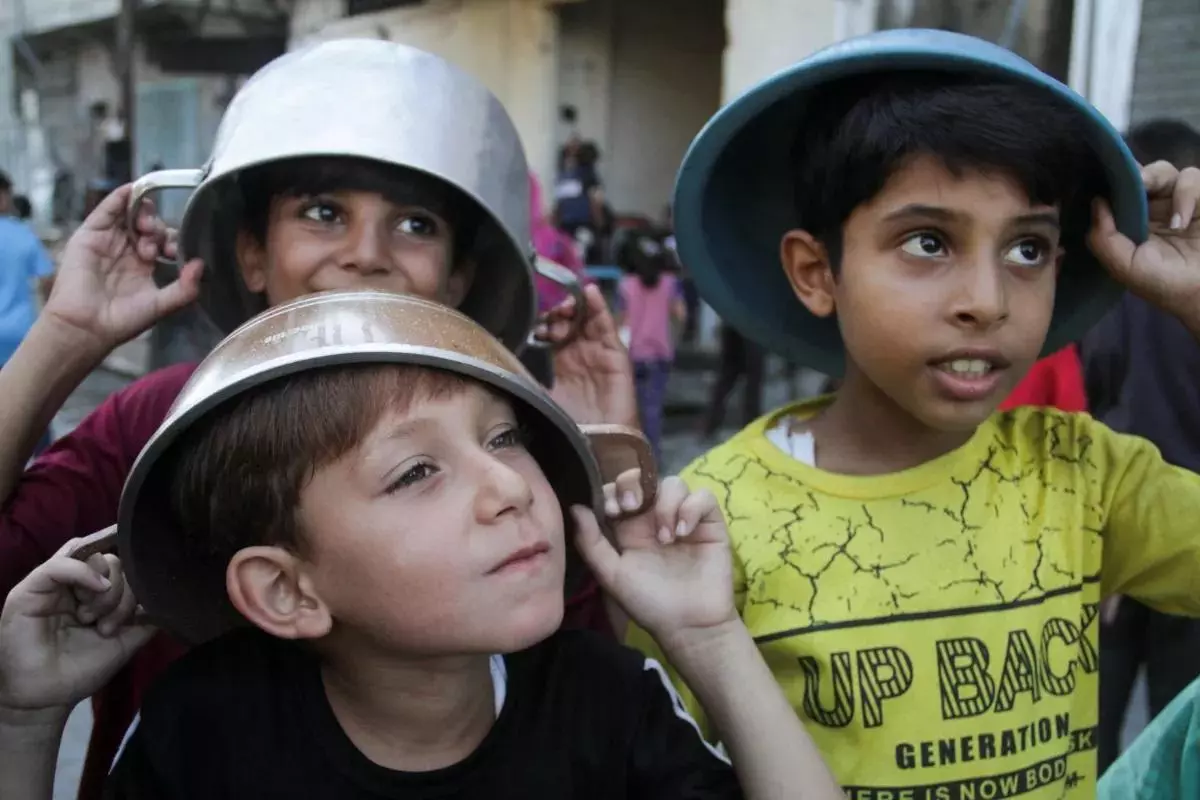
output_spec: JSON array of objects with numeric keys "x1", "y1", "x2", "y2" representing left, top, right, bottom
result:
[{"x1": 75, "y1": 291, "x2": 653, "y2": 644}]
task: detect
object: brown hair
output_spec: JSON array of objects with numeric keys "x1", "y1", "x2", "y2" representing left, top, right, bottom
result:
[{"x1": 168, "y1": 364, "x2": 470, "y2": 566}]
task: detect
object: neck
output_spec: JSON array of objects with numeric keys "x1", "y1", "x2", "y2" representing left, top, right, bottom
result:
[
  {"x1": 319, "y1": 633, "x2": 495, "y2": 772},
  {"x1": 810, "y1": 364, "x2": 976, "y2": 475}
]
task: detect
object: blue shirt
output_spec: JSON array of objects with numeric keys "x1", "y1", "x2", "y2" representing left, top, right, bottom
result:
[{"x1": 0, "y1": 217, "x2": 53, "y2": 365}]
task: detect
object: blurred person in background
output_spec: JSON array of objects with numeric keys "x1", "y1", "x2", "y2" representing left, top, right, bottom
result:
[
  {"x1": 1084, "y1": 117, "x2": 1200, "y2": 774},
  {"x1": 616, "y1": 230, "x2": 686, "y2": 460},
  {"x1": 0, "y1": 173, "x2": 55, "y2": 456}
]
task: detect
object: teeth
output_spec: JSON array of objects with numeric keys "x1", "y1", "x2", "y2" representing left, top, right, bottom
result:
[{"x1": 941, "y1": 359, "x2": 991, "y2": 376}]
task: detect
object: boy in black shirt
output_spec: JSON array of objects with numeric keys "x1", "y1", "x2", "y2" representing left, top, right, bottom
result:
[{"x1": 0, "y1": 300, "x2": 841, "y2": 799}]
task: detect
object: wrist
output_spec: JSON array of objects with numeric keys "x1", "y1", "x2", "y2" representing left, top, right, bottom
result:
[
  {"x1": 27, "y1": 314, "x2": 111, "y2": 370},
  {"x1": 0, "y1": 704, "x2": 70, "y2": 743},
  {"x1": 655, "y1": 617, "x2": 750, "y2": 671}
]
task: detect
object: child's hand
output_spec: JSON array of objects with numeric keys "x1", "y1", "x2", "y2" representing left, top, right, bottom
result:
[
  {"x1": 0, "y1": 542, "x2": 155, "y2": 714},
  {"x1": 572, "y1": 473, "x2": 736, "y2": 648},
  {"x1": 542, "y1": 285, "x2": 639, "y2": 427},
  {"x1": 1089, "y1": 161, "x2": 1200, "y2": 320},
  {"x1": 42, "y1": 185, "x2": 203, "y2": 356}
]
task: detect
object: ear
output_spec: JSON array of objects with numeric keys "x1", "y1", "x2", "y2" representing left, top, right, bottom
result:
[
  {"x1": 236, "y1": 230, "x2": 268, "y2": 294},
  {"x1": 780, "y1": 229, "x2": 837, "y2": 318},
  {"x1": 445, "y1": 258, "x2": 476, "y2": 307},
  {"x1": 226, "y1": 546, "x2": 332, "y2": 640}
]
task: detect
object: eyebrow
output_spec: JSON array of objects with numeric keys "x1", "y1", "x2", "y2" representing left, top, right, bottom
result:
[{"x1": 882, "y1": 204, "x2": 1061, "y2": 230}]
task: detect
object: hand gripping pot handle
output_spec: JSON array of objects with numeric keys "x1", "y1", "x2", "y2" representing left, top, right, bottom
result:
[
  {"x1": 530, "y1": 256, "x2": 588, "y2": 350},
  {"x1": 127, "y1": 169, "x2": 205, "y2": 267},
  {"x1": 65, "y1": 427, "x2": 659, "y2": 562}
]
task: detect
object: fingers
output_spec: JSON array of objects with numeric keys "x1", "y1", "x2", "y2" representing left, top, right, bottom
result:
[
  {"x1": 75, "y1": 554, "x2": 125, "y2": 626},
  {"x1": 1140, "y1": 161, "x2": 1200, "y2": 231},
  {"x1": 81, "y1": 184, "x2": 134, "y2": 232},
  {"x1": 7, "y1": 551, "x2": 112, "y2": 616},
  {"x1": 672, "y1": 489, "x2": 719, "y2": 543},
  {"x1": 155, "y1": 258, "x2": 205, "y2": 315},
  {"x1": 1171, "y1": 166, "x2": 1200, "y2": 230},
  {"x1": 652, "y1": 476, "x2": 691, "y2": 544},
  {"x1": 571, "y1": 505, "x2": 621, "y2": 587},
  {"x1": 536, "y1": 285, "x2": 621, "y2": 347}
]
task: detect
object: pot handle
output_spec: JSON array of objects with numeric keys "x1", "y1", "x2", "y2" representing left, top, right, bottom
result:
[
  {"x1": 127, "y1": 168, "x2": 205, "y2": 267},
  {"x1": 528, "y1": 256, "x2": 587, "y2": 350},
  {"x1": 65, "y1": 524, "x2": 119, "y2": 561},
  {"x1": 580, "y1": 424, "x2": 658, "y2": 518}
]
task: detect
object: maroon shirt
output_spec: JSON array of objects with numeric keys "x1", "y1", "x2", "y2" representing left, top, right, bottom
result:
[{"x1": 0, "y1": 362, "x2": 610, "y2": 800}]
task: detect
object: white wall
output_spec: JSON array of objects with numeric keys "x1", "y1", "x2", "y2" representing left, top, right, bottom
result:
[{"x1": 1068, "y1": 0, "x2": 1143, "y2": 132}]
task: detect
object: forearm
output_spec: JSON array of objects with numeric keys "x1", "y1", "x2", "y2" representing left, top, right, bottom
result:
[
  {"x1": 664, "y1": 622, "x2": 842, "y2": 800},
  {"x1": 0, "y1": 317, "x2": 106, "y2": 501},
  {"x1": 0, "y1": 706, "x2": 69, "y2": 800}
]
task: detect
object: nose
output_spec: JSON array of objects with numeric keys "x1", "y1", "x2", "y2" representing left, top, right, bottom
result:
[
  {"x1": 338, "y1": 219, "x2": 395, "y2": 277},
  {"x1": 472, "y1": 451, "x2": 535, "y2": 524},
  {"x1": 948, "y1": 256, "x2": 1009, "y2": 330}
]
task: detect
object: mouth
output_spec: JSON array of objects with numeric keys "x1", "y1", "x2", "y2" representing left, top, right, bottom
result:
[
  {"x1": 927, "y1": 350, "x2": 1011, "y2": 402},
  {"x1": 488, "y1": 542, "x2": 552, "y2": 575}
]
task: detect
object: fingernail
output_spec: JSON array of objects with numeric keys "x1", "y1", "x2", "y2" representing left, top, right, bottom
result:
[
  {"x1": 1171, "y1": 213, "x2": 1184, "y2": 230},
  {"x1": 96, "y1": 576, "x2": 111, "y2": 590},
  {"x1": 621, "y1": 492, "x2": 637, "y2": 510},
  {"x1": 676, "y1": 520, "x2": 689, "y2": 537},
  {"x1": 604, "y1": 498, "x2": 620, "y2": 517},
  {"x1": 658, "y1": 526, "x2": 671, "y2": 543}
]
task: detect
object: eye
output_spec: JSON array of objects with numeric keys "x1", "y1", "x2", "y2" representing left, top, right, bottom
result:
[
  {"x1": 1004, "y1": 237, "x2": 1051, "y2": 268},
  {"x1": 300, "y1": 201, "x2": 341, "y2": 224},
  {"x1": 487, "y1": 425, "x2": 527, "y2": 451},
  {"x1": 398, "y1": 214, "x2": 439, "y2": 237},
  {"x1": 386, "y1": 461, "x2": 438, "y2": 493},
  {"x1": 900, "y1": 232, "x2": 947, "y2": 258}
]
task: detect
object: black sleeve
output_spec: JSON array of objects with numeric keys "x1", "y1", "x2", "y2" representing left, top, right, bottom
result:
[
  {"x1": 102, "y1": 720, "x2": 174, "y2": 800},
  {"x1": 627, "y1": 657, "x2": 744, "y2": 800}
]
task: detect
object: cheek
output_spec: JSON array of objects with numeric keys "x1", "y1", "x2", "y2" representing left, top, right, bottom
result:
[{"x1": 263, "y1": 234, "x2": 326, "y2": 298}]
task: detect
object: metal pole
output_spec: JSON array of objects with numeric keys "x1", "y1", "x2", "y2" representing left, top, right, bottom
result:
[{"x1": 116, "y1": 0, "x2": 137, "y2": 180}]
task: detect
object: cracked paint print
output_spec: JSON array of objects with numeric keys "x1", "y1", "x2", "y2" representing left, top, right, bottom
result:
[{"x1": 630, "y1": 403, "x2": 1200, "y2": 800}]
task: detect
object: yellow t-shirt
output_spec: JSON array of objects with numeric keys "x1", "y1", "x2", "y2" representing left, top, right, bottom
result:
[{"x1": 627, "y1": 399, "x2": 1200, "y2": 800}]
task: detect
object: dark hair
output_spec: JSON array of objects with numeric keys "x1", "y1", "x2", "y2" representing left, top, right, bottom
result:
[
  {"x1": 617, "y1": 229, "x2": 670, "y2": 288},
  {"x1": 0, "y1": 171, "x2": 11, "y2": 195},
  {"x1": 12, "y1": 195, "x2": 31, "y2": 220},
  {"x1": 168, "y1": 364, "x2": 470, "y2": 566},
  {"x1": 1126, "y1": 118, "x2": 1200, "y2": 168},
  {"x1": 790, "y1": 72, "x2": 1099, "y2": 272},
  {"x1": 236, "y1": 156, "x2": 482, "y2": 268}
]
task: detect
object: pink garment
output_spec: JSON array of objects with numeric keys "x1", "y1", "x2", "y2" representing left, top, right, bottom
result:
[
  {"x1": 619, "y1": 273, "x2": 679, "y2": 362},
  {"x1": 530, "y1": 172, "x2": 589, "y2": 312}
]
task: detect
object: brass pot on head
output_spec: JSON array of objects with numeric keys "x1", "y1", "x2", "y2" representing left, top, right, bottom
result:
[{"x1": 71, "y1": 291, "x2": 653, "y2": 645}]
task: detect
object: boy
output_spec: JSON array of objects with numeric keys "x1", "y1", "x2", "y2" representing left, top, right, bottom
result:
[
  {"x1": 628, "y1": 29, "x2": 1200, "y2": 799},
  {"x1": 0, "y1": 314, "x2": 841, "y2": 798},
  {"x1": 0, "y1": 41, "x2": 634, "y2": 798}
]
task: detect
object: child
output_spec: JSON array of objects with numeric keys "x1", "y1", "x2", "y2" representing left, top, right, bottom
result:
[
  {"x1": 628, "y1": 29, "x2": 1200, "y2": 799},
  {"x1": 617, "y1": 230, "x2": 687, "y2": 460},
  {"x1": 0, "y1": 40, "x2": 635, "y2": 798},
  {"x1": 0, "y1": 300, "x2": 841, "y2": 799}
]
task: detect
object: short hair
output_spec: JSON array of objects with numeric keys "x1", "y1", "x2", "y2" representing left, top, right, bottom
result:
[
  {"x1": 1126, "y1": 118, "x2": 1200, "y2": 168},
  {"x1": 790, "y1": 71, "x2": 1100, "y2": 271},
  {"x1": 12, "y1": 195, "x2": 31, "y2": 220},
  {"x1": 236, "y1": 156, "x2": 482, "y2": 268},
  {"x1": 168, "y1": 364, "x2": 471, "y2": 567},
  {"x1": 0, "y1": 171, "x2": 11, "y2": 195}
]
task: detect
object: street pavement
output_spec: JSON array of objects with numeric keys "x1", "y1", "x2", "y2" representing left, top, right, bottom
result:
[{"x1": 48, "y1": 359, "x2": 1148, "y2": 797}]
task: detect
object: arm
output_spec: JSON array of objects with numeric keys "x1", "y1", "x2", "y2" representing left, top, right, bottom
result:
[
  {"x1": 0, "y1": 186, "x2": 200, "y2": 508},
  {"x1": 574, "y1": 475, "x2": 841, "y2": 799},
  {"x1": 0, "y1": 707, "x2": 63, "y2": 800}
]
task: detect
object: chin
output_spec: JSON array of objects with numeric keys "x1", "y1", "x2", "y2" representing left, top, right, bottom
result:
[{"x1": 486, "y1": 594, "x2": 565, "y2": 653}]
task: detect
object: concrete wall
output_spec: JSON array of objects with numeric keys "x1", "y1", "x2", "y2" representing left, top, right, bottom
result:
[{"x1": 290, "y1": 0, "x2": 560, "y2": 190}]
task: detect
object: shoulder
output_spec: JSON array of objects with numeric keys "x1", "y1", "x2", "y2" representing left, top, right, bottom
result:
[
  {"x1": 110, "y1": 362, "x2": 198, "y2": 424},
  {"x1": 989, "y1": 406, "x2": 1138, "y2": 461}
]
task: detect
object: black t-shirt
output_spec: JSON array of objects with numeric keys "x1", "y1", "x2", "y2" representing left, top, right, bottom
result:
[{"x1": 105, "y1": 628, "x2": 741, "y2": 799}]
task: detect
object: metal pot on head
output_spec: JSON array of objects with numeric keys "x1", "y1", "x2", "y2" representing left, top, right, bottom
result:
[
  {"x1": 128, "y1": 39, "x2": 582, "y2": 354},
  {"x1": 72, "y1": 291, "x2": 653, "y2": 645}
]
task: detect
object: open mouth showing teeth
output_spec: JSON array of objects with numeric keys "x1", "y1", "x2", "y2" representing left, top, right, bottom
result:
[{"x1": 937, "y1": 359, "x2": 994, "y2": 377}]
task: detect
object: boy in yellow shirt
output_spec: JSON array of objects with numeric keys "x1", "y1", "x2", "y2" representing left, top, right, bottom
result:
[{"x1": 629, "y1": 29, "x2": 1200, "y2": 799}]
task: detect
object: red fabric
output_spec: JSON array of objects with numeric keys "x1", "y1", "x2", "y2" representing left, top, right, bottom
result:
[
  {"x1": 998, "y1": 344, "x2": 1088, "y2": 413},
  {"x1": 0, "y1": 359, "x2": 610, "y2": 799}
]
